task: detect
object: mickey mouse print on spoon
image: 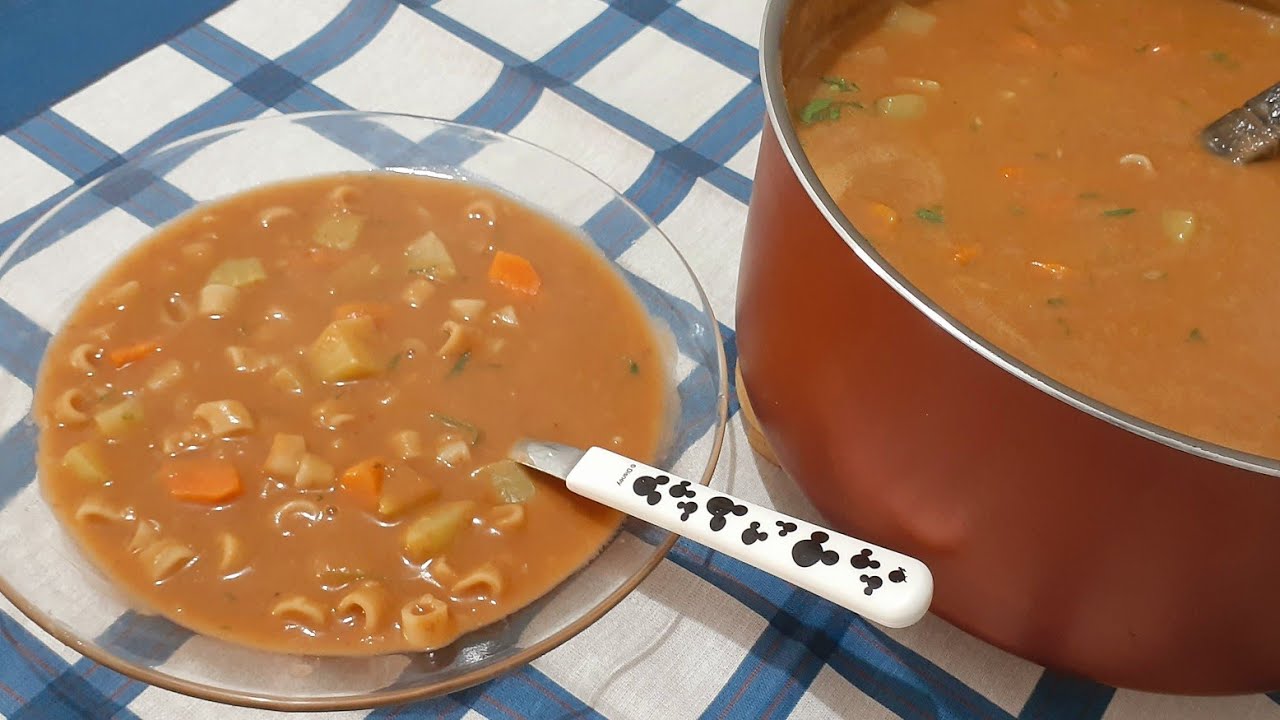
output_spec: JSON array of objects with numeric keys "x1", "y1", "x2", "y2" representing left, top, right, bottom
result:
[{"x1": 511, "y1": 440, "x2": 934, "y2": 629}]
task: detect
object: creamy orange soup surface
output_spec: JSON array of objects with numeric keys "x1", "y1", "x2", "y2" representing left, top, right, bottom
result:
[
  {"x1": 35, "y1": 172, "x2": 667, "y2": 655},
  {"x1": 791, "y1": 0, "x2": 1280, "y2": 456}
]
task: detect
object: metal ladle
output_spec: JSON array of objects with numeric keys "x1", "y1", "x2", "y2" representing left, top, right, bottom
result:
[{"x1": 1202, "y1": 81, "x2": 1280, "y2": 163}]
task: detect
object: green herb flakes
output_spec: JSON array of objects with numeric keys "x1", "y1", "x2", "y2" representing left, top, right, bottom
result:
[
  {"x1": 1046, "y1": 297, "x2": 1067, "y2": 307},
  {"x1": 915, "y1": 206, "x2": 945, "y2": 224},
  {"x1": 449, "y1": 351, "x2": 471, "y2": 376},
  {"x1": 1188, "y1": 328, "x2": 1205, "y2": 343},
  {"x1": 1102, "y1": 208, "x2": 1137, "y2": 218},
  {"x1": 800, "y1": 98, "x2": 863, "y2": 124},
  {"x1": 821, "y1": 76, "x2": 859, "y2": 92}
]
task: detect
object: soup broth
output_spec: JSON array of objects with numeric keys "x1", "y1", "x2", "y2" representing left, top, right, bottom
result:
[
  {"x1": 791, "y1": 0, "x2": 1280, "y2": 456},
  {"x1": 35, "y1": 172, "x2": 667, "y2": 655}
]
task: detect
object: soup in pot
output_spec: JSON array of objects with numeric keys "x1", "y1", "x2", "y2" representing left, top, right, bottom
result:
[{"x1": 790, "y1": 0, "x2": 1280, "y2": 456}]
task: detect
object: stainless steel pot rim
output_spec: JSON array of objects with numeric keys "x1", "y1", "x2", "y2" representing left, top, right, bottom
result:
[{"x1": 756, "y1": 0, "x2": 1280, "y2": 478}]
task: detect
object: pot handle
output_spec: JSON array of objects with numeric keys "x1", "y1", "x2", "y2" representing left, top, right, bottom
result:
[{"x1": 565, "y1": 447, "x2": 933, "y2": 628}]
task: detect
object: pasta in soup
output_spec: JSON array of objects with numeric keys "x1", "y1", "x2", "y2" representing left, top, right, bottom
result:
[
  {"x1": 34, "y1": 172, "x2": 668, "y2": 655},
  {"x1": 789, "y1": 0, "x2": 1280, "y2": 457}
]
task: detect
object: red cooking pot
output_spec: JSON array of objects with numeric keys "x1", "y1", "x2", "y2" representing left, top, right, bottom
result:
[{"x1": 735, "y1": 0, "x2": 1280, "y2": 694}]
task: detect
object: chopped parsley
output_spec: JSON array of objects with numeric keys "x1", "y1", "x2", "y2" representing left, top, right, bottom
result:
[
  {"x1": 799, "y1": 98, "x2": 864, "y2": 124},
  {"x1": 1208, "y1": 50, "x2": 1237, "y2": 68},
  {"x1": 449, "y1": 351, "x2": 471, "y2": 376},
  {"x1": 1078, "y1": 191, "x2": 1102, "y2": 200},
  {"x1": 821, "y1": 76, "x2": 859, "y2": 92},
  {"x1": 1102, "y1": 207, "x2": 1137, "y2": 218},
  {"x1": 1188, "y1": 328, "x2": 1205, "y2": 343},
  {"x1": 915, "y1": 206, "x2": 945, "y2": 224},
  {"x1": 628, "y1": 359, "x2": 640, "y2": 375},
  {"x1": 1046, "y1": 297, "x2": 1067, "y2": 307}
]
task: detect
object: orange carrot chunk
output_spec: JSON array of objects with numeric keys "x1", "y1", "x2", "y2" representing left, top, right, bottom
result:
[
  {"x1": 488, "y1": 251, "x2": 541, "y2": 295},
  {"x1": 333, "y1": 302, "x2": 392, "y2": 325},
  {"x1": 160, "y1": 459, "x2": 242, "y2": 504},
  {"x1": 340, "y1": 457, "x2": 385, "y2": 510},
  {"x1": 107, "y1": 340, "x2": 159, "y2": 369}
]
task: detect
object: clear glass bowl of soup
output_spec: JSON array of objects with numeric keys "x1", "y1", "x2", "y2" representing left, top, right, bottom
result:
[{"x1": 0, "y1": 112, "x2": 727, "y2": 710}]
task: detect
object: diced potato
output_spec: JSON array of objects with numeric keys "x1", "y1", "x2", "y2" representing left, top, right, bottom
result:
[
  {"x1": 449, "y1": 299, "x2": 486, "y2": 321},
  {"x1": 226, "y1": 346, "x2": 271, "y2": 373},
  {"x1": 390, "y1": 429, "x2": 423, "y2": 460},
  {"x1": 271, "y1": 365, "x2": 304, "y2": 394},
  {"x1": 306, "y1": 317, "x2": 383, "y2": 383},
  {"x1": 405, "y1": 232, "x2": 457, "y2": 280},
  {"x1": 145, "y1": 359, "x2": 185, "y2": 392},
  {"x1": 876, "y1": 94, "x2": 927, "y2": 119},
  {"x1": 94, "y1": 397, "x2": 143, "y2": 437},
  {"x1": 315, "y1": 560, "x2": 366, "y2": 590},
  {"x1": 1162, "y1": 210, "x2": 1198, "y2": 243},
  {"x1": 295, "y1": 453, "x2": 335, "y2": 489},
  {"x1": 378, "y1": 464, "x2": 439, "y2": 518},
  {"x1": 471, "y1": 460, "x2": 536, "y2": 504},
  {"x1": 492, "y1": 305, "x2": 519, "y2": 327},
  {"x1": 896, "y1": 77, "x2": 941, "y2": 93},
  {"x1": 199, "y1": 284, "x2": 239, "y2": 317},
  {"x1": 62, "y1": 442, "x2": 109, "y2": 484},
  {"x1": 264, "y1": 433, "x2": 307, "y2": 477},
  {"x1": 314, "y1": 212, "x2": 365, "y2": 249},
  {"x1": 435, "y1": 437, "x2": 471, "y2": 468},
  {"x1": 330, "y1": 254, "x2": 382, "y2": 290},
  {"x1": 402, "y1": 277, "x2": 435, "y2": 308},
  {"x1": 403, "y1": 501, "x2": 475, "y2": 562},
  {"x1": 207, "y1": 258, "x2": 266, "y2": 288},
  {"x1": 883, "y1": 2, "x2": 936, "y2": 34}
]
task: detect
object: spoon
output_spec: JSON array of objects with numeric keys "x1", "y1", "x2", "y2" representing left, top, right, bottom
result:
[
  {"x1": 1202, "y1": 81, "x2": 1280, "y2": 163},
  {"x1": 510, "y1": 439, "x2": 934, "y2": 629}
]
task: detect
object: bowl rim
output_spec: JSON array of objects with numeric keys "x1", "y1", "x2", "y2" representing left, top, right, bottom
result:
[
  {"x1": 757, "y1": 0, "x2": 1280, "y2": 478},
  {"x1": 0, "y1": 110, "x2": 730, "y2": 711}
]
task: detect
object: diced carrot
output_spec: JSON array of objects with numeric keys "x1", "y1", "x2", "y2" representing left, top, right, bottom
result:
[
  {"x1": 488, "y1": 251, "x2": 542, "y2": 295},
  {"x1": 1009, "y1": 32, "x2": 1040, "y2": 53},
  {"x1": 1062, "y1": 44, "x2": 1092, "y2": 64},
  {"x1": 340, "y1": 457, "x2": 385, "y2": 510},
  {"x1": 107, "y1": 340, "x2": 159, "y2": 369},
  {"x1": 952, "y1": 245, "x2": 982, "y2": 266},
  {"x1": 846, "y1": 199, "x2": 900, "y2": 239},
  {"x1": 306, "y1": 247, "x2": 345, "y2": 268},
  {"x1": 159, "y1": 459, "x2": 242, "y2": 504},
  {"x1": 1030, "y1": 260, "x2": 1071, "y2": 279},
  {"x1": 333, "y1": 302, "x2": 392, "y2": 325},
  {"x1": 999, "y1": 166, "x2": 1025, "y2": 180}
]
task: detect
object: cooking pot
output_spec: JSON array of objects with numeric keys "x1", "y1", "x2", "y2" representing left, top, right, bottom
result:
[{"x1": 735, "y1": 0, "x2": 1280, "y2": 694}]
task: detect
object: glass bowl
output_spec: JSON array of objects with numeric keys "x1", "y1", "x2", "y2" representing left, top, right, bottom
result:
[{"x1": 0, "y1": 112, "x2": 728, "y2": 710}]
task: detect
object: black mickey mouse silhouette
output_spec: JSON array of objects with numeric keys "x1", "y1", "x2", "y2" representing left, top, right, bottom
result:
[
  {"x1": 677, "y1": 501, "x2": 698, "y2": 521},
  {"x1": 632, "y1": 474, "x2": 670, "y2": 506},
  {"x1": 888, "y1": 567, "x2": 907, "y2": 584},
  {"x1": 775, "y1": 520, "x2": 798, "y2": 537},
  {"x1": 791, "y1": 531, "x2": 839, "y2": 568},
  {"x1": 850, "y1": 548, "x2": 881, "y2": 570},
  {"x1": 741, "y1": 521, "x2": 768, "y2": 545},
  {"x1": 669, "y1": 480, "x2": 697, "y2": 499},
  {"x1": 705, "y1": 496, "x2": 748, "y2": 531},
  {"x1": 859, "y1": 574, "x2": 884, "y2": 596}
]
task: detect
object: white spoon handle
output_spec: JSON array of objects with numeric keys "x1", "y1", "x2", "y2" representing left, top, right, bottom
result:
[{"x1": 565, "y1": 447, "x2": 933, "y2": 628}]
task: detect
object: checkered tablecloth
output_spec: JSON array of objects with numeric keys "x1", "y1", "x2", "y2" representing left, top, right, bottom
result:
[{"x1": 0, "y1": 1, "x2": 1277, "y2": 718}]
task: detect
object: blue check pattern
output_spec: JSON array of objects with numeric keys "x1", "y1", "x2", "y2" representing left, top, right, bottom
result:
[{"x1": 0, "y1": 1, "x2": 1273, "y2": 718}]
